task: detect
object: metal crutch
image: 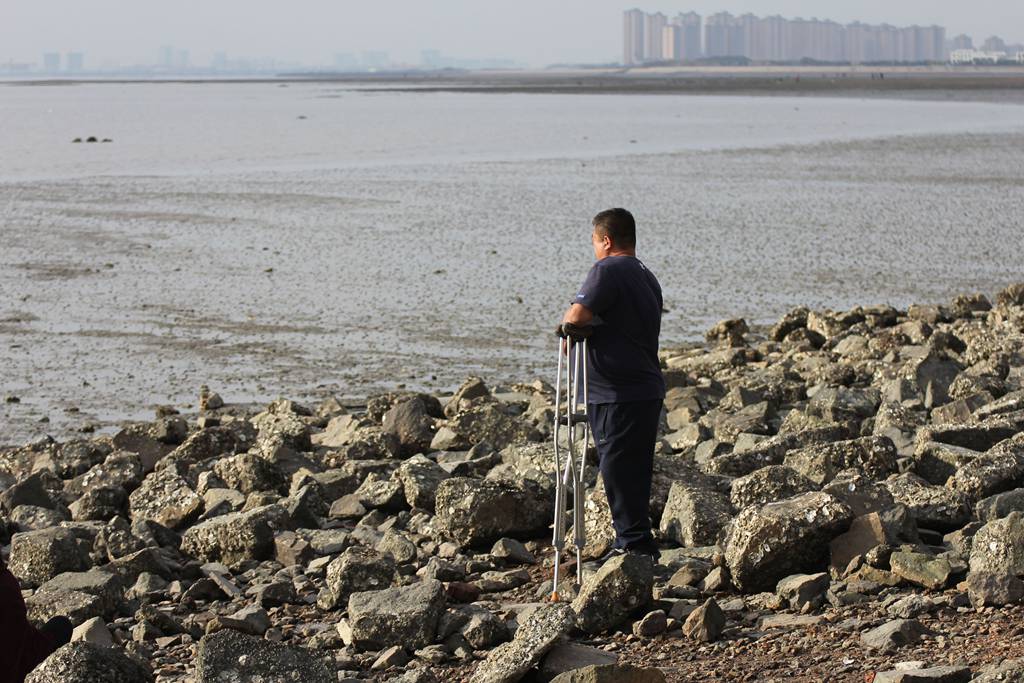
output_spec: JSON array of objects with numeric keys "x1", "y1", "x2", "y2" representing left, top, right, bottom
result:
[{"x1": 550, "y1": 323, "x2": 593, "y2": 602}]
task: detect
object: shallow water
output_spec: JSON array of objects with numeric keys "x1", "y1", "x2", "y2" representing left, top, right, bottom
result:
[{"x1": 2, "y1": 83, "x2": 1024, "y2": 444}]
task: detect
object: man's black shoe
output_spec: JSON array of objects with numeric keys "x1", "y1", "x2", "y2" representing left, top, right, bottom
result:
[{"x1": 597, "y1": 547, "x2": 660, "y2": 564}]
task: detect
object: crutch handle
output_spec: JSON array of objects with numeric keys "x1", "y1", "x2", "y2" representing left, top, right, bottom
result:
[{"x1": 555, "y1": 323, "x2": 593, "y2": 341}]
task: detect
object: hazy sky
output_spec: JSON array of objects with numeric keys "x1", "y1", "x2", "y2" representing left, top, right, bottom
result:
[{"x1": 4, "y1": 0, "x2": 1022, "y2": 67}]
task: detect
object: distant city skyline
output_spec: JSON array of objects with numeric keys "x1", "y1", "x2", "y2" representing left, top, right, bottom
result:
[
  {"x1": 622, "y1": 9, "x2": 1010, "y2": 65},
  {"x1": 2, "y1": 0, "x2": 1022, "y2": 71}
]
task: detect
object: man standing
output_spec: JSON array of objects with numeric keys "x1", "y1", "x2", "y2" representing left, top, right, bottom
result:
[{"x1": 559, "y1": 208, "x2": 665, "y2": 559}]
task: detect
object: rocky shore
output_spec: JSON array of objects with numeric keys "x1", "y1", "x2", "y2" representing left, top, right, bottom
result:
[{"x1": 4, "y1": 282, "x2": 1024, "y2": 682}]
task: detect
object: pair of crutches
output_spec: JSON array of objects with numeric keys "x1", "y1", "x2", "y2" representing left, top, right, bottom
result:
[{"x1": 550, "y1": 323, "x2": 592, "y2": 602}]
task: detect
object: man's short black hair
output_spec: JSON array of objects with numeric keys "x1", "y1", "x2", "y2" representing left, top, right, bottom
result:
[{"x1": 592, "y1": 208, "x2": 636, "y2": 249}]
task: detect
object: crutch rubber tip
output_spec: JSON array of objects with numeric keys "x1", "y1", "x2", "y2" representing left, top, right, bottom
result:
[{"x1": 550, "y1": 592, "x2": 559, "y2": 602}]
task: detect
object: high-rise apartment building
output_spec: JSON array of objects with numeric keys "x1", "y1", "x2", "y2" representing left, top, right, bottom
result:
[
  {"x1": 43, "y1": 53, "x2": 60, "y2": 72},
  {"x1": 643, "y1": 12, "x2": 668, "y2": 61},
  {"x1": 623, "y1": 10, "x2": 951, "y2": 65},
  {"x1": 662, "y1": 25, "x2": 684, "y2": 62},
  {"x1": 949, "y1": 34, "x2": 973, "y2": 51},
  {"x1": 675, "y1": 12, "x2": 703, "y2": 60},
  {"x1": 623, "y1": 9, "x2": 646, "y2": 65},
  {"x1": 66, "y1": 52, "x2": 84, "y2": 72}
]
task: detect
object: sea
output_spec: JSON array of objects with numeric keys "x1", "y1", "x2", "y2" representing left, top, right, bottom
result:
[{"x1": 1, "y1": 80, "x2": 1023, "y2": 443}]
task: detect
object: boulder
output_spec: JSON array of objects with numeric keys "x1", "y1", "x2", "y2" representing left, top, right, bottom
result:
[
  {"x1": 729, "y1": 465, "x2": 815, "y2": 511},
  {"x1": 889, "y1": 551, "x2": 952, "y2": 590},
  {"x1": 783, "y1": 436, "x2": 897, "y2": 487},
  {"x1": 396, "y1": 455, "x2": 450, "y2": 511},
  {"x1": 317, "y1": 546, "x2": 396, "y2": 609},
  {"x1": 180, "y1": 506, "x2": 277, "y2": 564},
  {"x1": 969, "y1": 512, "x2": 1024, "y2": 576},
  {"x1": 435, "y1": 478, "x2": 549, "y2": 547},
  {"x1": 383, "y1": 397, "x2": 437, "y2": 455},
  {"x1": 469, "y1": 603, "x2": 575, "y2": 683},
  {"x1": 550, "y1": 664, "x2": 667, "y2": 683},
  {"x1": 69, "y1": 486, "x2": 127, "y2": 522},
  {"x1": 572, "y1": 553, "x2": 654, "y2": 634},
  {"x1": 830, "y1": 507, "x2": 919, "y2": 571},
  {"x1": 539, "y1": 643, "x2": 618, "y2": 680},
  {"x1": 35, "y1": 568, "x2": 124, "y2": 617},
  {"x1": 441, "y1": 403, "x2": 535, "y2": 450},
  {"x1": 723, "y1": 492, "x2": 853, "y2": 593},
  {"x1": 212, "y1": 453, "x2": 287, "y2": 494},
  {"x1": 885, "y1": 473, "x2": 972, "y2": 532},
  {"x1": 975, "y1": 659, "x2": 1024, "y2": 683},
  {"x1": 0, "y1": 472, "x2": 59, "y2": 512},
  {"x1": 976, "y1": 488, "x2": 1024, "y2": 522},
  {"x1": 946, "y1": 435, "x2": 1024, "y2": 504},
  {"x1": 966, "y1": 571, "x2": 1024, "y2": 607},
  {"x1": 128, "y1": 469, "x2": 202, "y2": 530},
  {"x1": 681, "y1": 597, "x2": 726, "y2": 642},
  {"x1": 347, "y1": 579, "x2": 446, "y2": 650},
  {"x1": 25, "y1": 643, "x2": 153, "y2": 683},
  {"x1": 195, "y1": 628, "x2": 331, "y2": 683},
  {"x1": 775, "y1": 572, "x2": 830, "y2": 611},
  {"x1": 9, "y1": 505, "x2": 66, "y2": 532},
  {"x1": 8, "y1": 528, "x2": 92, "y2": 587},
  {"x1": 872, "y1": 666, "x2": 971, "y2": 683},
  {"x1": 912, "y1": 442, "x2": 981, "y2": 486},
  {"x1": 821, "y1": 470, "x2": 897, "y2": 517},
  {"x1": 658, "y1": 482, "x2": 731, "y2": 547},
  {"x1": 860, "y1": 619, "x2": 931, "y2": 652}
]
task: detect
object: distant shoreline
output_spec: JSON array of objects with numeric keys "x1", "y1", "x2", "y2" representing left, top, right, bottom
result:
[{"x1": 4, "y1": 65, "x2": 1024, "y2": 103}]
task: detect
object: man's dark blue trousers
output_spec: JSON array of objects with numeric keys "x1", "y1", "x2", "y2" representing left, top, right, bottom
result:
[{"x1": 588, "y1": 398, "x2": 663, "y2": 554}]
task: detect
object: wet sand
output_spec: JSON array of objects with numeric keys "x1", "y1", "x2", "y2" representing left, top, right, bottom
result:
[{"x1": 3, "y1": 121, "x2": 1023, "y2": 446}]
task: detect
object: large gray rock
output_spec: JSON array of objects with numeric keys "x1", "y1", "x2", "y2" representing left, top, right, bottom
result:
[
  {"x1": 860, "y1": 619, "x2": 931, "y2": 652},
  {"x1": 885, "y1": 472, "x2": 972, "y2": 531},
  {"x1": 69, "y1": 486, "x2": 127, "y2": 522},
  {"x1": 975, "y1": 659, "x2": 1024, "y2": 683},
  {"x1": 25, "y1": 643, "x2": 153, "y2": 683},
  {"x1": 659, "y1": 482, "x2": 732, "y2": 547},
  {"x1": 347, "y1": 579, "x2": 446, "y2": 651},
  {"x1": 128, "y1": 468, "x2": 203, "y2": 529},
  {"x1": 830, "y1": 506, "x2": 919, "y2": 571},
  {"x1": 180, "y1": 506, "x2": 277, "y2": 564},
  {"x1": 783, "y1": 436, "x2": 898, "y2": 486},
  {"x1": 35, "y1": 568, "x2": 125, "y2": 618},
  {"x1": 396, "y1": 455, "x2": 450, "y2": 511},
  {"x1": 195, "y1": 628, "x2": 331, "y2": 683},
  {"x1": 976, "y1": 488, "x2": 1024, "y2": 522},
  {"x1": 946, "y1": 434, "x2": 1024, "y2": 504},
  {"x1": 383, "y1": 397, "x2": 437, "y2": 455},
  {"x1": 435, "y1": 477, "x2": 549, "y2": 547},
  {"x1": 25, "y1": 589, "x2": 105, "y2": 625},
  {"x1": 730, "y1": 465, "x2": 816, "y2": 510},
  {"x1": 912, "y1": 441, "x2": 981, "y2": 486},
  {"x1": 872, "y1": 666, "x2": 971, "y2": 683},
  {"x1": 0, "y1": 472, "x2": 59, "y2": 512},
  {"x1": 440, "y1": 403, "x2": 535, "y2": 450},
  {"x1": 966, "y1": 571, "x2": 1024, "y2": 607},
  {"x1": 821, "y1": 470, "x2": 897, "y2": 517},
  {"x1": 550, "y1": 664, "x2": 667, "y2": 683},
  {"x1": 723, "y1": 491, "x2": 853, "y2": 593},
  {"x1": 469, "y1": 603, "x2": 576, "y2": 683},
  {"x1": 572, "y1": 553, "x2": 654, "y2": 634},
  {"x1": 317, "y1": 546, "x2": 395, "y2": 609},
  {"x1": 9, "y1": 505, "x2": 66, "y2": 532},
  {"x1": 212, "y1": 453, "x2": 287, "y2": 494},
  {"x1": 969, "y1": 512, "x2": 1024, "y2": 576},
  {"x1": 8, "y1": 528, "x2": 92, "y2": 587}
]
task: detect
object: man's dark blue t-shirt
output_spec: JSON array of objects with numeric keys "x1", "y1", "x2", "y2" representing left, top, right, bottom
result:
[{"x1": 574, "y1": 255, "x2": 666, "y2": 405}]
